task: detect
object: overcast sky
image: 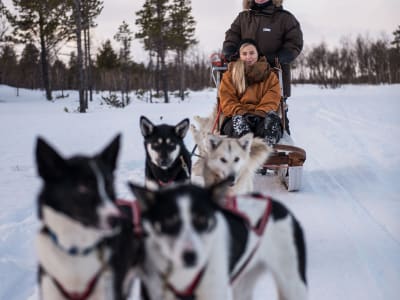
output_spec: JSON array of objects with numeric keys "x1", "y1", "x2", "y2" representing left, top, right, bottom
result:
[{"x1": 3, "y1": 0, "x2": 399, "y2": 62}]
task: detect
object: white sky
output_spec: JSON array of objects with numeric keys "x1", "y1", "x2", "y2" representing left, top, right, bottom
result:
[{"x1": 3, "y1": 0, "x2": 400, "y2": 62}]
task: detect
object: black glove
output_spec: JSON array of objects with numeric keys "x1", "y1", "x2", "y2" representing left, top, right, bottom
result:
[
  {"x1": 232, "y1": 115, "x2": 250, "y2": 137},
  {"x1": 223, "y1": 45, "x2": 238, "y2": 62},
  {"x1": 264, "y1": 111, "x2": 283, "y2": 145}
]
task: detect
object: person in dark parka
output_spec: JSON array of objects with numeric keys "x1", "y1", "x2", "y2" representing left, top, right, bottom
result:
[{"x1": 223, "y1": 0, "x2": 303, "y2": 134}]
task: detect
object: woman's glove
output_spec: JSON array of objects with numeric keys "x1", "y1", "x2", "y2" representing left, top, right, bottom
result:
[
  {"x1": 264, "y1": 111, "x2": 283, "y2": 145},
  {"x1": 232, "y1": 115, "x2": 250, "y2": 137}
]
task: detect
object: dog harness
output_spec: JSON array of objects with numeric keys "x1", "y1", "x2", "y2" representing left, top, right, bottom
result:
[
  {"x1": 42, "y1": 226, "x2": 106, "y2": 256},
  {"x1": 50, "y1": 263, "x2": 107, "y2": 300},
  {"x1": 224, "y1": 194, "x2": 273, "y2": 284},
  {"x1": 40, "y1": 226, "x2": 109, "y2": 300},
  {"x1": 157, "y1": 155, "x2": 191, "y2": 186},
  {"x1": 116, "y1": 199, "x2": 143, "y2": 236},
  {"x1": 162, "y1": 267, "x2": 206, "y2": 300}
]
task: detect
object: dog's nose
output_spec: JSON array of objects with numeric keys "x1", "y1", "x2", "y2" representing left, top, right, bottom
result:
[
  {"x1": 182, "y1": 250, "x2": 197, "y2": 267},
  {"x1": 227, "y1": 175, "x2": 235, "y2": 186}
]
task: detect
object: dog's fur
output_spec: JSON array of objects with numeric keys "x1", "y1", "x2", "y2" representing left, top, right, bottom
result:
[
  {"x1": 191, "y1": 122, "x2": 272, "y2": 195},
  {"x1": 129, "y1": 180, "x2": 307, "y2": 300},
  {"x1": 140, "y1": 116, "x2": 191, "y2": 190},
  {"x1": 35, "y1": 135, "x2": 143, "y2": 300}
]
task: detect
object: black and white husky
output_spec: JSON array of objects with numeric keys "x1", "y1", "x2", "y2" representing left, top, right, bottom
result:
[
  {"x1": 35, "y1": 135, "x2": 143, "y2": 300},
  {"x1": 129, "y1": 179, "x2": 307, "y2": 300},
  {"x1": 140, "y1": 116, "x2": 191, "y2": 189}
]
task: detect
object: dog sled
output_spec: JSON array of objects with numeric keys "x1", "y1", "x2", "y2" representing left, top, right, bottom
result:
[{"x1": 206, "y1": 53, "x2": 306, "y2": 191}]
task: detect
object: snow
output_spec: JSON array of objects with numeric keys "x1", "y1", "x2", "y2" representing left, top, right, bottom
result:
[{"x1": 1, "y1": 84, "x2": 399, "y2": 299}]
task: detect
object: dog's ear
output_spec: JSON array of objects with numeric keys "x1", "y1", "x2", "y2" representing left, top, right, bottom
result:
[
  {"x1": 98, "y1": 134, "x2": 120, "y2": 171},
  {"x1": 238, "y1": 132, "x2": 253, "y2": 151},
  {"x1": 175, "y1": 118, "x2": 190, "y2": 138},
  {"x1": 35, "y1": 137, "x2": 66, "y2": 180},
  {"x1": 140, "y1": 116, "x2": 154, "y2": 137},
  {"x1": 207, "y1": 134, "x2": 222, "y2": 151},
  {"x1": 128, "y1": 182, "x2": 156, "y2": 213},
  {"x1": 209, "y1": 176, "x2": 232, "y2": 206}
]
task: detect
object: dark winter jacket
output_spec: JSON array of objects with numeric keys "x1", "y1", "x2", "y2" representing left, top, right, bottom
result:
[
  {"x1": 223, "y1": 0, "x2": 303, "y2": 97},
  {"x1": 219, "y1": 57, "x2": 281, "y2": 117}
]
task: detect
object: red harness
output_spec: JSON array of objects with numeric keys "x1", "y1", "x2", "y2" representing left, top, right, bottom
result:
[
  {"x1": 50, "y1": 264, "x2": 106, "y2": 300},
  {"x1": 165, "y1": 267, "x2": 206, "y2": 300},
  {"x1": 116, "y1": 199, "x2": 143, "y2": 236},
  {"x1": 224, "y1": 194, "x2": 273, "y2": 284}
]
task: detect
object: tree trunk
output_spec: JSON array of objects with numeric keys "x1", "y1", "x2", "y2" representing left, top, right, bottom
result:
[
  {"x1": 179, "y1": 50, "x2": 185, "y2": 100},
  {"x1": 39, "y1": 12, "x2": 52, "y2": 101},
  {"x1": 87, "y1": 26, "x2": 93, "y2": 101},
  {"x1": 74, "y1": 0, "x2": 85, "y2": 113}
]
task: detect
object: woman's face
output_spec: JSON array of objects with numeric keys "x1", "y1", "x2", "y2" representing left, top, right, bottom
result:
[{"x1": 239, "y1": 44, "x2": 258, "y2": 66}]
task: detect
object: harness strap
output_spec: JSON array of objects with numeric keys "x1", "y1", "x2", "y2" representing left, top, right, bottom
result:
[
  {"x1": 165, "y1": 267, "x2": 206, "y2": 300},
  {"x1": 116, "y1": 199, "x2": 143, "y2": 236},
  {"x1": 156, "y1": 155, "x2": 190, "y2": 186},
  {"x1": 224, "y1": 194, "x2": 272, "y2": 236},
  {"x1": 50, "y1": 264, "x2": 107, "y2": 300},
  {"x1": 224, "y1": 194, "x2": 273, "y2": 284},
  {"x1": 42, "y1": 226, "x2": 104, "y2": 256}
]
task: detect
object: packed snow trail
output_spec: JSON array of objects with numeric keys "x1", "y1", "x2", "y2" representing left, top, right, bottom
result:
[{"x1": 0, "y1": 84, "x2": 399, "y2": 299}]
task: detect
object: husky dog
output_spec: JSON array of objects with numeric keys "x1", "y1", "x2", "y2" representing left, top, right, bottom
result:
[
  {"x1": 35, "y1": 135, "x2": 143, "y2": 300},
  {"x1": 128, "y1": 180, "x2": 307, "y2": 300},
  {"x1": 140, "y1": 116, "x2": 191, "y2": 189},
  {"x1": 191, "y1": 126, "x2": 272, "y2": 195}
]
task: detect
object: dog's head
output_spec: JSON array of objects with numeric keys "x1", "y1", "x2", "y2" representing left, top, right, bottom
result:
[
  {"x1": 35, "y1": 135, "x2": 122, "y2": 236},
  {"x1": 140, "y1": 116, "x2": 189, "y2": 169},
  {"x1": 204, "y1": 133, "x2": 253, "y2": 185},
  {"x1": 129, "y1": 179, "x2": 231, "y2": 271}
]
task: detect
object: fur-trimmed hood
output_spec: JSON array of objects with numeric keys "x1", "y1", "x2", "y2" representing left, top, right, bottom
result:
[{"x1": 243, "y1": 0, "x2": 283, "y2": 10}]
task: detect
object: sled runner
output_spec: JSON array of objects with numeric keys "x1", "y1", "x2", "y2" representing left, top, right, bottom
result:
[{"x1": 208, "y1": 53, "x2": 306, "y2": 191}]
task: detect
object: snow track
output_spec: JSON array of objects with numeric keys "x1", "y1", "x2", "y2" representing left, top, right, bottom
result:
[{"x1": 0, "y1": 84, "x2": 399, "y2": 299}]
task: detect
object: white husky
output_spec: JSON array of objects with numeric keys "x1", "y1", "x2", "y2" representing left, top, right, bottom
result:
[{"x1": 191, "y1": 121, "x2": 272, "y2": 195}]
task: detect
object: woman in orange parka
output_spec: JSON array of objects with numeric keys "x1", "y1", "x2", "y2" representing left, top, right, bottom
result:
[{"x1": 219, "y1": 38, "x2": 283, "y2": 145}]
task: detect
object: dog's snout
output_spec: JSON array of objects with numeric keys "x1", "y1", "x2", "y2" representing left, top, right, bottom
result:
[{"x1": 182, "y1": 250, "x2": 197, "y2": 267}]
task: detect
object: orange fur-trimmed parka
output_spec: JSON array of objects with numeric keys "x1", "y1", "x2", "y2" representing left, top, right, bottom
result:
[{"x1": 219, "y1": 56, "x2": 281, "y2": 117}]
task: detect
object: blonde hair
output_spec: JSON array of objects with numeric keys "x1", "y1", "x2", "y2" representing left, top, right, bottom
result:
[{"x1": 231, "y1": 59, "x2": 246, "y2": 95}]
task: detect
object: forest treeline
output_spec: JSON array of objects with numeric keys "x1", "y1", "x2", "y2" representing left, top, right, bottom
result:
[{"x1": 1, "y1": 0, "x2": 399, "y2": 110}]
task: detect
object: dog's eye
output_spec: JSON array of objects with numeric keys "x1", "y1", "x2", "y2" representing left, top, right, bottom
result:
[
  {"x1": 193, "y1": 215, "x2": 215, "y2": 232},
  {"x1": 164, "y1": 214, "x2": 180, "y2": 226},
  {"x1": 234, "y1": 157, "x2": 240, "y2": 163},
  {"x1": 220, "y1": 158, "x2": 227, "y2": 163},
  {"x1": 77, "y1": 184, "x2": 90, "y2": 194},
  {"x1": 158, "y1": 215, "x2": 181, "y2": 235}
]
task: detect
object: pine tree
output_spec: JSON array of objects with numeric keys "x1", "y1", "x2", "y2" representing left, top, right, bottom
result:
[
  {"x1": 96, "y1": 40, "x2": 119, "y2": 69},
  {"x1": 136, "y1": 0, "x2": 170, "y2": 103},
  {"x1": 168, "y1": 0, "x2": 197, "y2": 100},
  {"x1": 9, "y1": 0, "x2": 71, "y2": 100},
  {"x1": 52, "y1": 59, "x2": 68, "y2": 96},
  {"x1": 114, "y1": 21, "x2": 133, "y2": 105},
  {"x1": 0, "y1": 44, "x2": 18, "y2": 86},
  {"x1": 96, "y1": 39, "x2": 119, "y2": 93},
  {"x1": 391, "y1": 25, "x2": 400, "y2": 50},
  {"x1": 81, "y1": 0, "x2": 103, "y2": 102},
  {"x1": 19, "y1": 42, "x2": 40, "y2": 88}
]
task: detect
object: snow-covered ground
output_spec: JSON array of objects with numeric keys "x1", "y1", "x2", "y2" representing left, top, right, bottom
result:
[{"x1": 0, "y1": 84, "x2": 399, "y2": 299}]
